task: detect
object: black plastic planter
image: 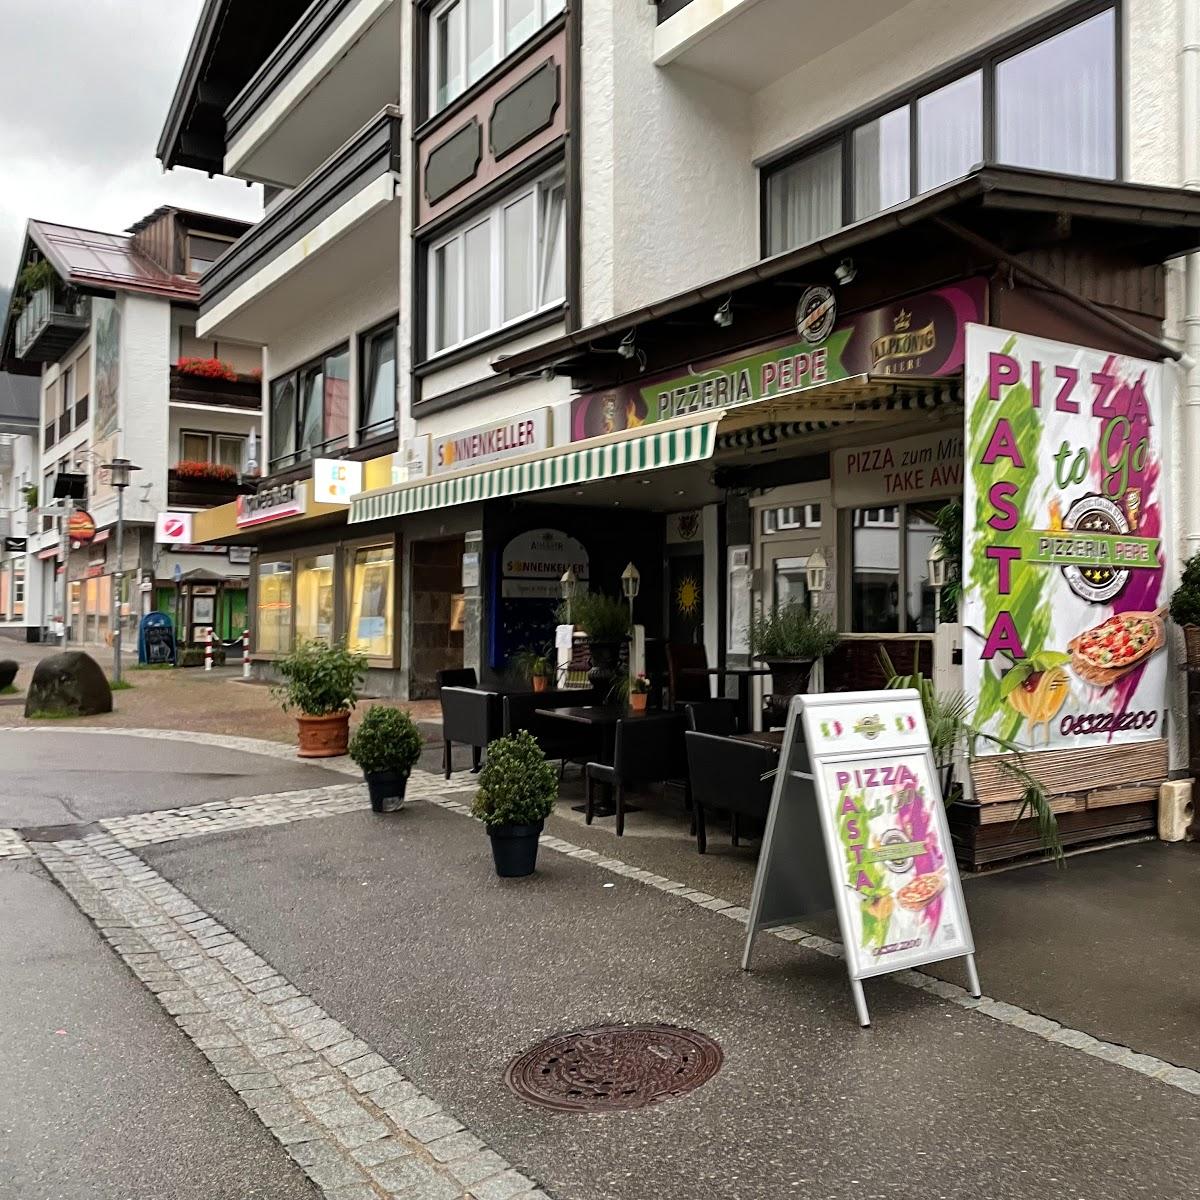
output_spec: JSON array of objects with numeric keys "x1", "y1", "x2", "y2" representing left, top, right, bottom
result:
[
  {"x1": 365, "y1": 769, "x2": 409, "y2": 813},
  {"x1": 487, "y1": 820, "x2": 544, "y2": 877}
]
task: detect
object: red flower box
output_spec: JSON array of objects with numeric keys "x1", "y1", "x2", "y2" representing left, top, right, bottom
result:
[{"x1": 176, "y1": 357, "x2": 238, "y2": 382}]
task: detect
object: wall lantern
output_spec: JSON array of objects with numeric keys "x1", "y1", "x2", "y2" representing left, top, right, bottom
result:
[{"x1": 805, "y1": 546, "x2": 828, "y2": 595}]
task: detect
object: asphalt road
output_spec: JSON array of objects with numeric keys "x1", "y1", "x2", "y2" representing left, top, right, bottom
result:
[
  {"x1": 0, "y1": 731, "x2": 345, "y2": 828},
  {"x1": 0, "y1": 858, "x2": 315, "y2": 1199}
]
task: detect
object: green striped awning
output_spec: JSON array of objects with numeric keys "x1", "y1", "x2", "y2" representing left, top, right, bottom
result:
[{"x1": 350, "y1": 419, "x2": 717, "y2": 525}]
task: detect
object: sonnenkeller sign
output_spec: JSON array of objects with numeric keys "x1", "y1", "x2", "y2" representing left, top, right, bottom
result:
[{"x1": 432, "y1": 408, "x2": 551, "y2": 475}]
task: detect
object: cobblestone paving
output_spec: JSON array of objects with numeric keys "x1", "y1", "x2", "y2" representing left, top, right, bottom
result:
[
  {"x1": 0, "y1": 827, "x2": 32, "y2": 858},
  {"x1": 33, "y1": 831, "x2": 550, "y2": 1200}
]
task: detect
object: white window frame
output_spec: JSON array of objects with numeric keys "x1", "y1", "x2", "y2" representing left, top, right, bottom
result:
[
  {"x1": 427, "y1": 168, "x2": 566, "y2": 356},
  {"x1": 429, "y1": 0, "x2": 565, "y2": 115}
]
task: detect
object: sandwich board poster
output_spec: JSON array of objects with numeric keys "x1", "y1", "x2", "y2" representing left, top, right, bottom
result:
[
  {"x1": 963, "y1": 326, "x2": 1168, "y2": 753},
  {"x1": 744, "y1": 690, "x2": 979, "y2": 1026}
]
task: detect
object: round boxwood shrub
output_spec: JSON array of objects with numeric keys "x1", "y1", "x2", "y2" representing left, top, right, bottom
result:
[
  {"x1": 348, "y1": 705, "x2": 423, "y2": 775},
  {"x1": 471, "y1": 730, "x2": 558, "y2": 829}
]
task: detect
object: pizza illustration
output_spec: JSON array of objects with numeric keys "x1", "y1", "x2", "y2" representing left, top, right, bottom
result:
[
  {"x1": 1067, "y1": 610, "x2": 1165, "y2": 687},
  {"x1": 896, "y1": 872, "x2": 944, "y2": 912}
]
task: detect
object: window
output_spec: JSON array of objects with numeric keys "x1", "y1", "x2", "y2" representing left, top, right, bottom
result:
[
  {"x1": 773, "y1": 557, "x2": 812, "y2": 613},
  {"x1": 180, "y1": 432, "x2": 210, "y2": 462},
  {"x1": 761, "y1": 6, "x2": 1117, "y2": 253},
  {"x1": 996, "y1": 9, "x2": 1115, "y2": 179},
  {"x1": 346, "y1": 544, "x2": 395, "y2": 657},
  {"x1": 256, "y1": 560, "x2": 293, "y2": 654},
  {"x1": 764, "y1": 143, "x2": 841, "y2": 257},
  {"x1": 217, "y1": 436, "x2": 245, "y2": 470},
  {"x1": 359, "y1": 322, "x2": 398, "y2": 438},
  {"x1": 428, "y1": 170, "x2": 566, "y2": 354},
  {"x1": 430, "y1": 0, "x2": 565, "y2": 114},
  {"x1": 13, "y1": 574, "x2": 24, "y2": 606},
  {"x1": 851, "y1": 502, "x2": 946, "y2": 633},
  {"x1": 762, "y1": 504, "x2": 822, "y2": 535},
  {"x1": 295, "y1": 553, "x2": 336, "y2": 644},
  {"x1": 268, "y1": 344, "x2": 350, "y2": 471},
  {"x1": 186, "y1": 234, "x2": 233, "y2": 278}
]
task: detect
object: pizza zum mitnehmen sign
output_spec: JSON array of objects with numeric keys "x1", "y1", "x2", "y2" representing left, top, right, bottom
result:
[{"x1": 963, "y1": 326, "x2": 1168, "y2": 753}]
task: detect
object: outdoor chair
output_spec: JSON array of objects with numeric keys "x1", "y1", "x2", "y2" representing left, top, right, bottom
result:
[
  {"x1": 684, "y1": 731, "x2": 778, "y2": 854},
  {"x1": 439, "y1": 687, "x2": 501, "y2": 780},
  {"x1": 503, "y1": 690, "x2": 600, "y2": 777},
  {"x1": 680, "y1": 698, "x2": 739, "y2": 737},
  {"x1": 585, "y1": 714, "x2": 689, "y2": 837},
  {"x1": 436, "y1": 667, "x2": 478, "y2": 691},
  {"x1": 666, "y1": 643, "x2": 711, "y2": 705}
]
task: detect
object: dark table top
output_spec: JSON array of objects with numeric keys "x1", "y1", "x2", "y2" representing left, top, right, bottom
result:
[
  {"x1": 682, "y1": 666, "x2": 773, "y2": 678},
  {"x1": 731, "y1": 730, "x2": 785, "y2": 749},
  {"x1": 535, "y1": 706, "x2": 679, "y2": 726}
]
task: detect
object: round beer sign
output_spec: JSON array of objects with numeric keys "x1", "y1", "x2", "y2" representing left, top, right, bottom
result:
[{"x1": 67, "y1": 510, "x2": 97, "y2": 546}]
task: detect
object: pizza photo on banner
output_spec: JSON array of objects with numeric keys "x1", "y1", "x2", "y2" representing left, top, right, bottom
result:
[{"x1": 963, "y1": 326, "x2": 1169, "y2": 753}]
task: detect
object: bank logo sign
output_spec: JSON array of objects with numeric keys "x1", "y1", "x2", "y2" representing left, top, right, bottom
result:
[{"x1": 155, "y1": 512, "x2": 194, "y2": 544}]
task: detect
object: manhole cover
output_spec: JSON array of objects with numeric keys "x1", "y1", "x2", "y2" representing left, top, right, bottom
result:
[
  {"x1": 18, "y1": 822, "x2": 100, "y2": 843},
  {"x1": 505, "y1": 1024, "x2": 722, "y2": 1113}
]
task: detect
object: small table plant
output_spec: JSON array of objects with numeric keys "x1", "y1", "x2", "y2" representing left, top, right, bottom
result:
[
  {"x1": 348, "y1": 705, "x2": 424, "y2": 812},
  {"x1": 274, "y1": 639, "x2": 367, "y2": 758},
  {"x1": 629, "y1": 673, "x2": 650, "y2": 712},
  {"x1": 471, "y1": 729, "x2": 558, "y2": 877}
]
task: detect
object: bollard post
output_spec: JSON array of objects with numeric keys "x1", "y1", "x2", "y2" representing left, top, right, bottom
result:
[
  {"x1": 242, "y1": 628, "x2": 251, "y2": 679},
  {"x1": 205, "y1": 626, "x2": 213, "y2": 672}
]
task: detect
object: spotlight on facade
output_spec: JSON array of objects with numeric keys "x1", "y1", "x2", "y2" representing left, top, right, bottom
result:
[
  {"x1": 713, "y1": 298, "x2": 733, "y2": 328},
  {"x1": 617, "y1": 331, "x2": 637, "y2": 359},
  {"x1": 834, "y1": 258, "x2": 857, "y2": 286}
]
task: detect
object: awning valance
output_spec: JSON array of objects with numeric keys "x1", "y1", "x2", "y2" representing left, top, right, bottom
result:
[{"x1": 348, "y1": 374, "x2": 957, "y2": 525}]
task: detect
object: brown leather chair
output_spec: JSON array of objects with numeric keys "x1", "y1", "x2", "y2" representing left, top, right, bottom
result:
[{"x1": 666, "y1": 643, "x2": 711, "y2": 705}]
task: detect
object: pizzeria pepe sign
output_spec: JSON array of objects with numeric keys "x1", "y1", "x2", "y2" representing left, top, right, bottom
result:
[{"x1": 962, "y1": 326, "x2": 1169, "y2": 753}]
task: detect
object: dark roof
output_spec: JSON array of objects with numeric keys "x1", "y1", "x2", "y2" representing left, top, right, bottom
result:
[
  {"x1": 496, "y1": 166, "x2": 1200, "y2": 380},
  {"x1": 158, "y1": 0, "x2": 314, "y2": 174},
  {"x1": 26, "y1": 220, "x2": 200, "y2": 303}
]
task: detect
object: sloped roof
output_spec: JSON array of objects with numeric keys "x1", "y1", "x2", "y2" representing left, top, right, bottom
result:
[{"x1": 27, "y1": 220, "x2": 199, "y2": 303}]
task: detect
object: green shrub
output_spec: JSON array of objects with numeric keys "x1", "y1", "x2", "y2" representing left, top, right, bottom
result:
[
  {"x1": 348, "y1": 705, "x2": 423, "y2": 775},
  {"x1": 273, "y1": 639, "x2": 367, "y2": 716},
  {"x1": 471, "y1": 730, "x2": 558, "y2": 828},
  {"x1": 749, "y1": 601, "x2": 839, "y2": 660},
  {"x1": 558, "y1": 591, "x2": 631, "y2": 641},
  {"x1": 1170, "y1": 553, "x2": 1200, "y2": 627}
]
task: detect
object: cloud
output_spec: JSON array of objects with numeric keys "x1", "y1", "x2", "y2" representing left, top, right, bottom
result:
[{"x1": 0, "y1": 0, "x2": 261, "y2": 284}]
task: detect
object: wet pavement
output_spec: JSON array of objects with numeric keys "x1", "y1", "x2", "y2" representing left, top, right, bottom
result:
[{"x1": 145, "y1": 801, "x2": 1200, "y2": 1200}]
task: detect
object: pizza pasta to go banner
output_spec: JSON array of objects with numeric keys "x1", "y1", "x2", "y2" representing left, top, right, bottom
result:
[{"x1": 962, "y1": 326, "x2": 1169, "y2": 753}]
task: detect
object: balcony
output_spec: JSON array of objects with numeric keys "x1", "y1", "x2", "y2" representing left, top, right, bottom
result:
[
  {"x1": 654, "y1": 0, "x2": 907, "y2": 91},
  {"x1": 223, "y1": 0, "x2": 401, "y2": 186},
  {"x1": 167, "y1": 464, "x2": 257, "y2": 511},
  {"x1": 170, "y1": 366, "x2": 262, "y2": 411},
  {"x1": 198, "y1": 108, "x2": 401, "y2": 344},
  {"x1": 13, "y1": 285, "x2": 89, "y2": 362}
]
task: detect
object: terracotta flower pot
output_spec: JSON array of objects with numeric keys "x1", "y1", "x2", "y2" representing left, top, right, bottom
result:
[
  {"x1": 532, "y1": 675, "x2": 549, "y2": 693},
  {"x1": 629, "y1": 692, "x2": 648, "y2": 712},
  {"x1": 1184, "y1": 625, "x2": 1200, "y2": 668},
  {"x1": 296, "y1": 711, "x2": 350, "y2": 758}
]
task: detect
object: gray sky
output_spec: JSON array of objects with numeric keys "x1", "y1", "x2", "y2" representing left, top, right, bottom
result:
[{"x1": 0, "y1": 0, "x2": 262, "y2": 288}]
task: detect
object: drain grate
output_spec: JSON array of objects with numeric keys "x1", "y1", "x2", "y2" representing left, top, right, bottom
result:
[
  {"x1": 18, "y1": 823, "x2": 101, "y2": 843},
  {"x1": 505, "y1": 1024, "x2": 723, "y2": 1113}
]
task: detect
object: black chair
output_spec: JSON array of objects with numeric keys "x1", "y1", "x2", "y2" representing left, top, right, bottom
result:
[
  {"x1": 503, "y1": 690, "x2": 600, "y2": 775},
  {"x1": 680, "y1": 698, "x2": 739, "y2": 737},
  {"x1": 437, "y1": 667, "x2": 478, "y2": 691},
  {"x1": 684, "y1": 731, "x2": 778, "y2": 854},
  {"x1": 666, "y1": 643, "x2": 711, "y2": 705},
  {"x1": 585, "y1": 714, "x2": 689, "y2": 837},
  {"x1": 440, "y1": 687, "x2": 501, "y2": 780}
]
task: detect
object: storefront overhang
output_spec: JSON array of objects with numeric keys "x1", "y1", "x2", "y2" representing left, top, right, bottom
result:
[
  {"x1": 348, "y1": 374, "x2": 954, "y2": 524},
  {"x1": 493, "y1": 166, "x2": 1200, "y2": 383}
]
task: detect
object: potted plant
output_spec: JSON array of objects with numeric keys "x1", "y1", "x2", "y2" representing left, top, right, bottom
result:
[
  {"x1": 348, "y1": 705, "x2": 423, "y2": 812},
  {"x1": 471, "y1": 729, "x2": 558, "y2": 877},
  {"x1": 274, "y1": 639, "x2": 367, "y2": 758},
  {"x1": 512, "y1": 643, "x2": 553, "y2": 692},
  {"x1": 629, "y1": 673, "x2": 650, "y2": 712},
  {"x1": 1170, "y1": 552, "x2": 1200, "y2": 667},
  {"x1": 749, "y1": 601, "x2": 840, "y2": 726},
  {"x1": 560, "y1": 591, "x2": 631, "y2": 701}
]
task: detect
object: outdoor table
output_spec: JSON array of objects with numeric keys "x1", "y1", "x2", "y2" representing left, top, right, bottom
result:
[
  {"x1": 731, "y1": 729, "x2": 784, "y2": 751},
  {"x1": 536, "y1": 706, "x2": 681, "y2": 817},
  {"x1": 682, "y1": 665, "x2": 772, "y2": 732}
]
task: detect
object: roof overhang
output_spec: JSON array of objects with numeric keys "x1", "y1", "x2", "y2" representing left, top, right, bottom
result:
[{"x1": 494, "y1": 166, "x2": 1200, "y2": 381}]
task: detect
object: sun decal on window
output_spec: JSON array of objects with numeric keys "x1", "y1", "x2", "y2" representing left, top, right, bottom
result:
[{"x1": 676, "y1": 576, "x2": 701, "y2": 618}]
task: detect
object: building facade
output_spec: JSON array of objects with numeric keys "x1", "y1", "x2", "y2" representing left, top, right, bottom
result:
[
  {"x1": 164, "y1": 0, "x2": 1200, "y2": 859},
  {"x1": 0, "y1": 371, "x2": 39, "y2": 634},
  {"x1": 0, "y1": 207, "x2": 263, "y2": 649}
]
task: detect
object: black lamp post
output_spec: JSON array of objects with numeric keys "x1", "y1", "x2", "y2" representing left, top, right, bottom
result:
[{"x1": 102, "y1": 458, "x2": 141, "y2": 684}]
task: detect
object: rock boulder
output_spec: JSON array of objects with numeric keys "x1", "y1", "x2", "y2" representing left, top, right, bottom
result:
[
  {"x1": 24, "y1": 651, "x2": 112, "y2": 718},
  {"x1": 0, "y1": 660, "x2": 16, "y2": 690}
]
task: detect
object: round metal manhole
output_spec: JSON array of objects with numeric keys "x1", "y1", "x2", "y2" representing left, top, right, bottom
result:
[{"x1": 504, "y1": 1024, "x2": 723, "y2": 1113}]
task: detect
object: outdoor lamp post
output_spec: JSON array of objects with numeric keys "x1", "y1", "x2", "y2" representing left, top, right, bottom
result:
[
  {"x1": 805, "y1": 546, "x2": 828, "y2": 596},
  {"x1": 927, "y1": 541, "x2": 948, "y2": 625},
  {"x1": 560, "y1": 567, "x2": 577, "y2": 623},
  {"x1": 620, "y1": 562, "x2": 641, "y2": 624},
  {"x1": 102, "y1": 458, "x2": 141, "y2": 685}
]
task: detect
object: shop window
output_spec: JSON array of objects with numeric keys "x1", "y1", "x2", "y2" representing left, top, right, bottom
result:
[
  {"x1": 430, "y1": 0, "x2": 565, "y2": 114},
  {"x1": 346, "y1": 544, "x2": 395, "y2": 658},
  {"x1": 13, "y1": 574, "x2": 24, "y2": 607},
  {"x1": 269, "y1": 344, "x2": 349, "y2": 472},
  {"x1": 295, "y1": 553, "x2": 336, "y2": 645},
  {"x1": 256, "y1": 560, "x2": 293, "y2": 654},
  {"x1": 851, "y1": 503, "x2": 945, "y2": 633},
  {"x1": 359, "y1": 321, "x2": 397, "y2": 439},
  {"x1": 996, "y1": 9, "x2": 1115, "y2": 179},
  {"x1": 428, "y1": 169, "x2": 566, "y2": 355},
  {"x1": 761, "y1": 5, "x2": 1117, "y2": 254}
]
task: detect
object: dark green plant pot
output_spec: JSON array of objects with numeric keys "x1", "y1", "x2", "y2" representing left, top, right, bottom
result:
[
  {"x1": 762, "y1": 657, "x2": 815, "y2": 727},
  {"x1": 365, "y1": 769, "x2": 409, "y2": 813},
  {"x1": 487, "y1": 820, "x2": 544, "y2": 877},
  {"x1": 587, "y1": 640, "x2": 623, "y2": 705}
]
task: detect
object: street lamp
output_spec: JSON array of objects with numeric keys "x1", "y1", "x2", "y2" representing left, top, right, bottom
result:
[
  {"x1": 620, "y1": 562, "x2": 641, "y2": 625},
  {"x1": 559, "y1": 567, "x2": 577, "y2": 623},
  {"x1": 102, "y1": 458, "x2": 141, "y2": 685},
  {"x1": 805, "y1": 546, "x2": 828, "y2": 595}
]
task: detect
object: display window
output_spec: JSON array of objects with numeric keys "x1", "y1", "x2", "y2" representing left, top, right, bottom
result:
[
  {"x1": 346, "y1": 544, "x2": 395, "y2": 659},
  {"x1": 295, "y1": 553, "x2": 336, "y2": 644},
  {"x1": 256, "y1": 560, "x2": 294, "y2": 654}
]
